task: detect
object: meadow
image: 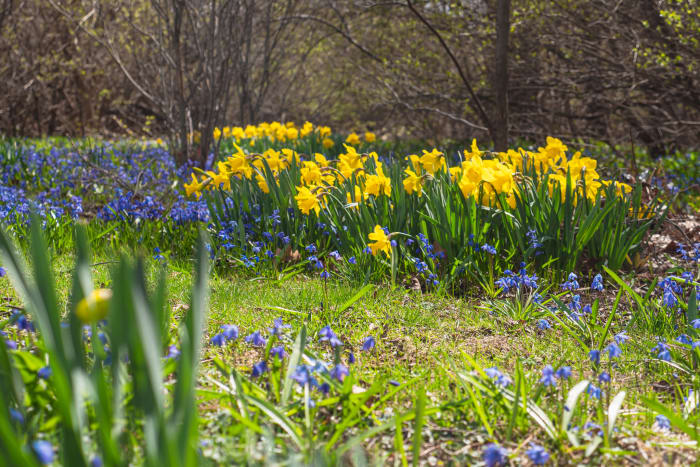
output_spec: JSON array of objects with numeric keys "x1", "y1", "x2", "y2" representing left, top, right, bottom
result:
[{"x1": 0, "y1": 123, "x2": 699, "y2": 466}]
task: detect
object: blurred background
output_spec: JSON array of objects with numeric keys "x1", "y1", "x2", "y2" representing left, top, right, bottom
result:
[{"x1": 1, "y1": 0, "x2": 698, "y2": 162}]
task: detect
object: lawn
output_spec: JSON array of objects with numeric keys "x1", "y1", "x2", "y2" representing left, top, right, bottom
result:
[{"x1": 0, "y1": 125, "x2": 699, "y2": 465}]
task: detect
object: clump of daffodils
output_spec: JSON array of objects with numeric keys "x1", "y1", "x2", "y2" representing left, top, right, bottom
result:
[{"x1": 183, "y1": 122, "x2": 633, "y2": 215}]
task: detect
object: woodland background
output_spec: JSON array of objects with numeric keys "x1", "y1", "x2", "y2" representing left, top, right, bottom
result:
[{"x1": 1, "y1": 0, "x2": 698, "y2": 162}]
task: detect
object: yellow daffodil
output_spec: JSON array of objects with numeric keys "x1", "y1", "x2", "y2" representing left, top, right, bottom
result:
[
  {"x1": 365, "y1": 131, "x2": 376, "y2": 143},
  {"x1": 364, "y1": 164, "x2": 391, "y2": 197},
  {"x1": 75, "y1": 288, "x2": 112, "y2": 323},
  {"x1": 419, "y1": 148, "x2": 445, "y2": 175},
  {"x1": 403, "y1": 168, "x2": 424, "y2": 196},
  {"x1": 295, "y1": 185, "x2": 324, "y2": 215},
  {"x1": 368, "y1": 225, "x2": 392, "y2": 257},
  {"x1": 345, "y1": 132, "x2": 360, "y2": 145},
  {"x1": 184, "y1": 173, "x2": 206, "y2": 198}
]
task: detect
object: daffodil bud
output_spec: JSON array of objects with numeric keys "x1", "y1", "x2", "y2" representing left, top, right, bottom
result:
[{"x1": 75, "y1": 289, "x2": 112, "y2": 323}]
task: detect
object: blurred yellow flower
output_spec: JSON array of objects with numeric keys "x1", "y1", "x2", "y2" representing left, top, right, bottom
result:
[
  {"x1": 403, "y1": 168, "x2": 424, "y2": 196},
  {"x1": 322, "y1": 137, "x2": 334, "y2": 149},
  {"x1": 184, "y1": 173, "x2": 206, "y2": 198},
  {"x1": 364, "y1": 164, "x2": 391, "y2": 197},
  {"x1": 368, "y1": 225, "x2": 391, "y2": 257},
  {"x1": 346, "y1": 132, "x2": 360, "y2": 145},
  {"x1": 365, "y1": 131, "x2": 376, "y2": 143}
]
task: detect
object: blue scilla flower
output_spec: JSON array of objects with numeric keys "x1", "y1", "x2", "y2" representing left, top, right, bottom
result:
[
  {"x1": 481, "y1": 243, "x2": 497, "y2": 255},
  {"x1": 0, "y1": 266, "x2": 5, "y2": 276},
  {"x1": 587, "y1": 383, "x2": 602, "y2": 399},
  {"x1": 598, "y1": 371, "x2": 611, "y2": 383},
  {"x1": 606, "y1": 343, "x2": 622, "y2": 359},
  {"x1": 568, "y1": 294, "x2": 582, "y2": 311},
  {"x1": 526, "y1": 443, "x2": 549, "y2": 465},
  {"x1": 614, "y1": 331, "x2": 630, "y2": 345},
  {"x1": 320, "y1": 270, "x2": 331, "y2": 279},
  {"x1": 483, "y1": 443, "x2": 508, "y2": 467},
  {"x1": 245, "y1": 330, "x2": 267, "y2": 347},
  {"x1": 363, "y1": 246, "x2": 372, "y2": 254},
  {"x1": 485, "y1": 367, "x2": 512, "y2": 387},
  {"x1": 290, "y1": 365, "x2": 314, "y2": 386},
  {"x1": 536, "y1": 319, "x2": 551, "y2": 330},
  {"x1": 591, "y1": 273, "x2": 604, "y2": 291},
  {"x1": 32, "y1": 440, "x2": 54, "y2": 465},
  {"x1": 91, "y1": 456, "x2": 103, "y2": 467},
  {"x1": 655, "y1": 414, "x2": 671, "y2": 431},
  {"x1": 348, "y1": 352, "x2": 356, "y2": 364},
  {"x1": 166, "y1": 345, "x2": 180, "y2": 360},
  {"x1": 269, "y1": 319, "x2": 290, "y2": 336},
  {"x1": 329, "y1": 250, "x2": 342, "y2": 261},
  {"x1": 210, "y1": 333, "x2": 226, "y2": 347},
  {"x1": 561, "y1": 272, "x2": 580, "y2": 291},
  {"x1": 588, "y1": 349, "x2": 601, "y2": 365},
  {"x1": 251, "y1": 361, "x2": 268, "y2": 377},
  {"x1": 221, "y1": 324, "x2": 239, "y2": 340},
  {"x1": 652, "y1": 340, "x2": 671, "y2": 361},
  {"x1": 37, "y1": 366, "x2": 52, "y2": 380},
  {"x1": 555, "y1": 366, "x2": 572, "y2": 380},
  {"x1": 676, "y1": 334, "x2": 693, "y2": 345},
  {"x1": 348, "y1": 256, "x2": 357, "y2": 264},
  {"x1": 330, "y1": 363, "x2": 349, "y2": 382},
  {"x1": 540, "y1": 365, "x2": 557, "y2": 387},
  {"x1": 362, "y1": 336, "x2": 376, "y2": 351},
  {"x1": 9, "y1": 408, "x2": 24, "y2": 425},
  {"x1": 271, "y1": 345, "x2": 287, "y2": 361},
  {"x1": 305, "y1": 244, "x2": 317, "y2": 254}
]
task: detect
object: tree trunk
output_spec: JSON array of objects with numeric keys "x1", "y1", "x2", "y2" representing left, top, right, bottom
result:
[{"x1": 493, "y1": 0, "x2": 510, "y2": 151}]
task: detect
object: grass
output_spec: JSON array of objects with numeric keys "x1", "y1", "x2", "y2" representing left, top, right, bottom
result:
[{"x1": 3, "y1": 243, "x2": 698, "y2": 464}]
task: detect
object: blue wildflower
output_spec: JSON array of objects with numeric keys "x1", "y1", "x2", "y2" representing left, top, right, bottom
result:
[
  {"x1": 536, "y1": 319, "x2": 551, "y2": 330},
  {"x1": 525, "y1": 443, "x2": 549, "y2": 465},
  {"x1": 561, "y1": 272, "x2": 579, "y2": 291},
  {"x1": 271, "y1": 345, "x2": 287, "y2": 360},
  {"x1": 614, "y1": 331, "x2": 630, "y2": 345},
  {"x1": 9, "y1": 408, "x2": 24, "y2": 425},
  {"x1": 166, "y1": 345, "x2": 180, "y2": 360},
  {"x1": 268, "y1": 319, "x2": 290, "y2": 336},
  {"x1": 348, "y1": 256, "x2": 357, "y2": 264},
  {"x1": 588, "y1": 349, "x2": 600, "y2": 365},
  {"x1": 37, "y1": 366, "x2": 52, "y2": 380},
  {"x1": 606, "y1": 343, "x2": 622, "y2": 359},
  {"x1": 555, "y1": 366, "x2": 572, "y2": 380},
  {"x1": 362, "y1": 336, "x2": 376, "y2": 351},
  {"x1": 221, "y1": 324, "x2": 239, "y2": 340},
  {"x1": 305, "y1": 244, "x2": 317, "y2": 254},
  {"x1": 598, "y1": 371, "x2": 611, "y2": 383},
  {"x1": 587, "y1": 383, "x2": 602, "y2": 399},
  {"x1": 540, "y1": 365, "x2": 557, "y2": 387},
  {"x1": 330, "y1": 363, "x2": 349, "y2": 382},
  {"x1": 655, "y1": 414, "x2": 671, "y2": 431},
  {"x1": 32, "y1": 440, "x2": 54, "y2": 465},
  {"x1": 591, "y1": 273, "x2": 604, "y2": 291},
  {"x1": 251, "y1": 361, "x2": 268, "y2": 377},
  {"x1": 483, "y1": 443, "x2": 508, "y2": 467},
  {"x1": 245, "y1": 330, "x2": 267, "y2": 347},
  {"x1": 210, "y1": 333, "x2": 226, "y2": 347}
]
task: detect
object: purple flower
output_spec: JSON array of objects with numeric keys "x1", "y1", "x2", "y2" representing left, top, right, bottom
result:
[
  {"x1": 655, "y1": 414, "x2": 671, "y2": 430},
  {"x1": 290, "y1": 365, "x2": 314, "y2": 386},
  {"x1": 251, "y1": 361, "x2": 268, "y2": 377},
  {"x1": 348, "y1": 256, "x2": 357, "y2": 265},
  {"x1": 362, "y1": 336, "x2": 376, "y2": 351},
  {"x1": 540, "y1": 365, "x2": 557, "y2": 387},
  {"x1": 245, "y1": 330, "x2": 267, "y2": 347},
  {"x1": 37, "y1": 366, "x2": 52, "y2": 380},
  {"x1": 330, "y1": 363, "x2": 349, "y2": 382},
  {"x1": 221, "y1": 324, "x2": 239, "y2": 340},
  {"x1": 268, "y1": 319, "x2": 290, "y2": 336},
  {"x1": 587, "y1": 383, "x2": 602, "y2": 399},
  {"x1": 606, "y1": 343, "x2": 622, "y2": 359},
  {"x1": 348, "y1": 352, "x2": 356, "y2": 364},
  {"x1": 166, "y1": 345, "x2": 180, "y2": 360},
  {"x1": 588, "y1": 349, "x2": 600, "y2": 365},
  {"x1": 691, "y1": 319, "x2": 700, "y2": 329},
  {"x1": 319, "y1": 326, "x2": 343, "y2": 348},
  {"x1": 555, "y1": 366, "x2": 572, "y2": 380},
  {"x1": 483, "y1": 443, "x2": 508, "y2": 467},
  {"x1": 9, "y1": 408, "x2": 24, "y2": 425},
  {"x1": 5, "y1": 339, "x2": 17, "y2": 350},
  {"x1": 32, "y1": 440, "x2": 54, "y2": 465},
  {"x1": 526, "y1": 443, "x2": 549, "y2": 465},
  {"x1": 329, "y1": 250, "x2": 342, "y2": 261},
  {"x1": 210, "y1": 333, "x2": 226, "y2": 347},
  {"x1": 270, "y1": 345, "x2": 287, "y2": 361},
  {"x1": 320, "y1": 270, "x2": 330, "y2": 279},
  {"x1": 591, "y1": 273, "x2": 604, "y2": 291},
  {"x1": 614, "y1": 331, "x2": 629, "y2": 345},
  {"x1": 0, "y1": 267, "x2": 5, "y2": 277},
  {"x1": 598, "y1": 371, "x2": 611, "y2": 383}
]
